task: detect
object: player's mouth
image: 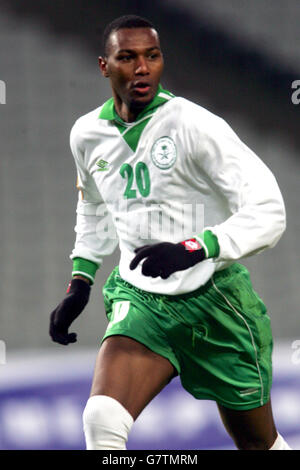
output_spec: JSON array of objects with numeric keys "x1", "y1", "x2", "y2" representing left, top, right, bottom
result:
[{"x1": 131, "y1": 81, "x2": 151, "y2": 95}]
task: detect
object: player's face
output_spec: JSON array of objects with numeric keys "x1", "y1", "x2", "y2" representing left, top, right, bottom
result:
[{"x1": 99, "y1": 27, "x2": 164, "y2": 112}]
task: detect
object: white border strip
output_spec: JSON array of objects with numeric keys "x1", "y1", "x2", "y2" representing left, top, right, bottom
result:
[
  {"x1": 211, "y1": 276, "x2": 264, "y2": 406},
  {"x1": 158, "y1": 92, "x2": 172, "y2": 100},
  {"x1": 72, "y1": 270, "x2": 95, "y2": 283}
]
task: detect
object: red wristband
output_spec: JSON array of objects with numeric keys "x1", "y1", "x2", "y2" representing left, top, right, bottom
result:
[
  {"x1": 66, "y1": 281, "x2": 72, "y2": 294},
  {"x1": 181, "y1": 238, "x2": 202, "y2": 252}
]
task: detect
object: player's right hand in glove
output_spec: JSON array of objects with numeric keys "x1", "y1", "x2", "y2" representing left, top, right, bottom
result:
[{"x1": 49, "y1": 278, "x2": 91, "y2": 345}]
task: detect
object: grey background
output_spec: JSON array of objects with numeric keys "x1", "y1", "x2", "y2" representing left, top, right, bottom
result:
[{"x1": 0, "y1": 0, "x2": 299, "y2": 351}]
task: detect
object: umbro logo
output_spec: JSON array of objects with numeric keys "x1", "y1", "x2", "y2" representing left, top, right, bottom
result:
[{"x1": 96, "y1": 159, "x2": 109, "y2": 171}]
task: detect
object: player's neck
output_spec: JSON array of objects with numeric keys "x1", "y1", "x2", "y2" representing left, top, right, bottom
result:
[
  {"x1": 114, "y1": 104, "x2": 137, "y2": 123},
  {"x1": 112, "y1": 93, "x2": 148, "y2": 123}
]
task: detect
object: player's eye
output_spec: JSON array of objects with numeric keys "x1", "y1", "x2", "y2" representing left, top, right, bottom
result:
[
  {"x1": 118, "y1": 55, "x2": 133, "y2": 62},
  {"x1": 148, "y1": 53, "x2": 160, "y2": 60}
]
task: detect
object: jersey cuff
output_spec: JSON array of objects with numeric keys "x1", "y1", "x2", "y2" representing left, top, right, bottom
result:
[
  {"x1": 195, "y1": 230, "x2": 220, "y2": 259},
  {"x1": 72, "y1": 257, "x2": 99, "y2": 285}
]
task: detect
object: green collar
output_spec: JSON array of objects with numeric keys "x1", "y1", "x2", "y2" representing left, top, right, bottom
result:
[{"x1": 99, "y1": 84, "x2": 174, "y2": 123}]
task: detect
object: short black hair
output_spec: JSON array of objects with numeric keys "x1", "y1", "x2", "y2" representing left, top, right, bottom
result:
[{"x1": 102, "y1": 15, "x2": 156, "y2": 56}]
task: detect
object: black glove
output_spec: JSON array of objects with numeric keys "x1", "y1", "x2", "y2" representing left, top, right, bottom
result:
[
  {"x1": 49, "y1": 278, "x2": 91, "y2": 345},
  {"x1": 130, "y1": 238, "x2": 206, "y2": 279}
]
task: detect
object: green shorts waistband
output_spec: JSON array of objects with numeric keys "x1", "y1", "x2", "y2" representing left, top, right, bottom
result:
[{"x1": 113, "y1": 263, "x2": 246, "y2": 301}]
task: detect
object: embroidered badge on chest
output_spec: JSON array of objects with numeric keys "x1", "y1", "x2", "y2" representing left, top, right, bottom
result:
[{"x1": 151, "y1": 136, "x2": 177, "y2": 170}]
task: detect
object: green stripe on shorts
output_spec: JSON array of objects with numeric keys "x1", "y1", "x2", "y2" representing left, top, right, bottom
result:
[{"x1": 101, "y1": 263, "x2": 273, "y2": 410}]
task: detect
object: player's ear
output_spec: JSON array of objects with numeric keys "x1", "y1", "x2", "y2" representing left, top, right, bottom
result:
[{"x1": 99, "y1": 56, "x2": 109, "y2": 77}]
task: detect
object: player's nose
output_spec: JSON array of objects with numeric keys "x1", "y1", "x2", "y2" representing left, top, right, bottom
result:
[{"x1": 135, "y1": 56, "x2": 149, "y2": 75}]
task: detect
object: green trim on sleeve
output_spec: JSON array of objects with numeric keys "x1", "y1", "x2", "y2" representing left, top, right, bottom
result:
[
  {"x1": 72, "y1": 257, "x2": 100, "y2": 285},
  {"x1": 195, "y1": 230, "x2": 220, "y2": 259}
]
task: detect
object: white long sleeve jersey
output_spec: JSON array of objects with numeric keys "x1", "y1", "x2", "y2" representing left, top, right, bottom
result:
[{"x1": 70, "y1": 89, "x2": 286, "y2": 295}]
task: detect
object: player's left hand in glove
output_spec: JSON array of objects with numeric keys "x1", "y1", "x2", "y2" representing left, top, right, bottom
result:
[
  {"x1": 49, "y1": 278, "x2": 91, "y2": 345},
  {"x1": 130, "y1": 238, "x2": 206, "y2": 279}
]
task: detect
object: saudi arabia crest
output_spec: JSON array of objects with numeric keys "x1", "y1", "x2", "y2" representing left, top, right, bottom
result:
[{"x1": 151, "y1": 136, "x2": 177, "y2": 170}]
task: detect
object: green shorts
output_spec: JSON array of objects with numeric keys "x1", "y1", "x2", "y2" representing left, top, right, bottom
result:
[{"x1": 101, "y1": 263, "x2": 273, "y2": 410}]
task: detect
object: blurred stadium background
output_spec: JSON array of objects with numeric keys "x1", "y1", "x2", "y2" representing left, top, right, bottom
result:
[{"x1": 0, "y1": 0, "x2": 299, "y2": 450}]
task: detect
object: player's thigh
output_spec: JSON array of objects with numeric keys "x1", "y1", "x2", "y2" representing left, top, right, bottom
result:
[
  {"x1": 90, "y1": 335, "x2": 176, "y2": 420},
  {"x1": 217, "y1": 399, "x2": 277, "y2": 449}
]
